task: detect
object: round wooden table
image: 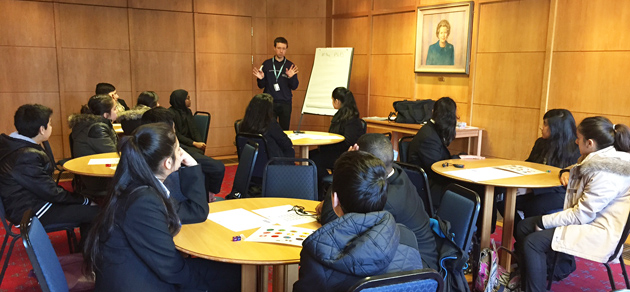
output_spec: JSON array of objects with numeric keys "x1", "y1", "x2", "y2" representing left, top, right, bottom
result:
[
  {"x1": 62, "y1": 152, "x2": 119, "y2": 177},
  {"x1": 432, "y1": 158, "x2": 561, "y2": 269},
  {"x1": 174, "y1": 197, "x2": 321, "y2": 292},
  {"x1": 284, "y1": 131, "x2": 345, "y2": 159}
]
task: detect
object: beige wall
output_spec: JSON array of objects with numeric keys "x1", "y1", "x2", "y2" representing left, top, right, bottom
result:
[
  {"x1": 332, "y1": 0, "x2": 630, "y2": 160},
  {"x1": 3, "y1": 0, "x2": 629, "y2": 160},
  {"x1": 0, "y1": 0, "x2": 329, "y2": 158}
]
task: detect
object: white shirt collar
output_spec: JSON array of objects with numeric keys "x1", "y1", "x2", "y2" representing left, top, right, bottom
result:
[
  {"x1": 9, "y1": 131, "x2": 37, "y2": 145},
  {"x1": 154, "y1": 176, "x2": 171, "y2": 198},
  {"x1": 387, "y1": 168, "x2": 395, "y2": 178}
]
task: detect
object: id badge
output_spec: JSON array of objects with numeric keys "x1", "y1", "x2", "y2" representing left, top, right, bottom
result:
[{"x1": 273, "y1": 83, "x2": 280, "y2": 91}]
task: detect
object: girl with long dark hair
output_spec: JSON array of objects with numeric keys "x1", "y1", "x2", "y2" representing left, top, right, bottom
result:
[
  {"x1": 516, "y1": 117, "x2": 630, "y2": 291},
  {"x1": 310, "y1": 87, "x2": 366, "y2": 179},
  {"x1": 83, "y1": 123, "x2": 240, "y2": 292},
  {"x1": 408, "y1": 96, "x2": 458, "y2": 205},
  {"x1": 503, "y1": 109, "x2": 581, "y2": 235},
  {"x1": 239, "y1": 93, "x2": 295, "y2": 158}
]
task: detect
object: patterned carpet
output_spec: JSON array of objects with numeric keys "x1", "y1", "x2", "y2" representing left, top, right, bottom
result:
[
  {"x1": 489, "y1": 227, "x2": 629, "y2": 291},
  {"x1": 1, "y1": 165, "x2": 628, "y2": 291}
]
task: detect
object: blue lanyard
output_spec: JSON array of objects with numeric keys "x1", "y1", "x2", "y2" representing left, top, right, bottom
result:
[{"x1": 272, "y1": 58, "x2": 287, "y2": 82}]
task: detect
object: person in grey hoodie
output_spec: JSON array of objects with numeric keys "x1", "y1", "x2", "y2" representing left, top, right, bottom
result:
[{"x1": 293, "y1": 151, "x2": 424, "y2": 292}]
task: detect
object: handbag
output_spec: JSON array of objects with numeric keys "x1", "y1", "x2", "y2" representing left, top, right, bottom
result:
[{"x1": 392, "y1": 99, "x2": 435, "y2": 124}]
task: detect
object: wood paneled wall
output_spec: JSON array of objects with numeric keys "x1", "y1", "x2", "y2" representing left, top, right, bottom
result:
[
  {"x1": 332, "y1": 0, "x2": 630, "y2": 160},
  {"x1": 0, "y1": 0, "x2": 329, "y2": 158}
]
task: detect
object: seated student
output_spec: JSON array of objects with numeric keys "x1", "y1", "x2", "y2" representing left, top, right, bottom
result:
[
  {"x1": 318, "y1": 133, "x2": 439, "y2": 270},
  {"x1": 239, "y1": 93, "x2": 295, "y2": 158},
  {"x1": 143, "y1": 107, "x2": 224, "y2": 202},
  {"x1": 83, "y1": 123, "x2": 240, "y2": 292},
  {"x1": 309, "y1": 87, "x2": 365, "y2": 179},
  {"x1": 68, "y1": 95, "x2": 118, "y2": 199},
  {"x1": 141, "y1": 107, "x2": 209, "y2": 223},
  {"x1": 96, "y1": 82, "x2": 129, "y2": 112},
  {"x1": 515, "y1": 117, "x2": 630, "y2": 292},
  {"x1": 117, "y1": 91, "x2": 160, "y2": 135},
  {"x1": 0, "y1": 104, "x2": 97, "y2": 240},
  {"x1": 408, "y1": 96, "x2": 458, "y2": 206},
  {"x1": 498, "y1": 109, "x2": 581, "y2": 235},
  {"x1": 168, "y1": 89, "x2": 206, "y2": 154},
  {"x1": 293, "y1": 151, "x2": 424, "y2": 292}
]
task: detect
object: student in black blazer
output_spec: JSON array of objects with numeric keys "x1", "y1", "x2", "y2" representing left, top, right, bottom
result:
[
  {"x1": 408, "y1": 97, "x2": 458, "y2": 208},
  {"x1": 84, "y1": 123, "x2": 240, "y2": 292},
  {"x1": 310, "y1": 87, "x2": 365, "y2": 179},
  {"x1": 239, "y1": 93, "x2": 295, "y2": 158}
]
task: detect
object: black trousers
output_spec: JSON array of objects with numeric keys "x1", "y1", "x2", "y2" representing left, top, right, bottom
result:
[
  {"x1": 39, "y1": 203, "x2": 99, "y2": 245},
  {"x1": 515, "y1": 216, "x2": 555, "y2": 292},
  {"x1": 185, "y1": 146, "x2": 226, "y2": 195},
  {"x1": 273, "y1": 102, "x2": 292, "y2": 130}
]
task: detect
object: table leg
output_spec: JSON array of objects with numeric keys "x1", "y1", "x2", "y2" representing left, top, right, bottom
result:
[
  {"x1": 500, "y1": 187, "x2": 518, "y2": 271},
  {"x1": 272, "y1": 265, "x2": 286, "y2": 292},
  {"x1": 257, "y1": 265, "x2": 269, "y2": 292},
  {"x1": 476, "y1": 129, "x2": 483, "y2": 156},
  {"x1": 298, "y1": 146, "x2": 309, "y2": 159},
  {"x1": 271, "y1": 264, "x2": 298, "y2": 292},
  {"x1": 480, "y1": 185, "x2": 495, "y2": 249},
  {"x1": 467, "y1": 137, "x2": 472, "y2": 156},
  {"x1": 242, "y1": 265, "x2": 257, "y2": 292}
]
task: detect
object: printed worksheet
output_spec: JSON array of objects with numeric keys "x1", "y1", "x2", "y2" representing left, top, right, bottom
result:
[
  {"x1": 494, "y1": 165, "x2": 545, "y2": 175},
  {"x1": 245, "y1": 225, "x2": 315, "y2": 247}
]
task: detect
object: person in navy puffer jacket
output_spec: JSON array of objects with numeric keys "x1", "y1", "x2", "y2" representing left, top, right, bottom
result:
[{"x1": 293, "y1": 151, "x2": 424, "y2": 292}]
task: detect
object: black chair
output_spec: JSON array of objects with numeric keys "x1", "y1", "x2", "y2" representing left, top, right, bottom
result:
[
  {"x1": 436, "y1": 184, "x2": 480, "y2": 251},
  {"x1": 396, "y1": 162, "x2": 434, "y2": 217},
  {"x1": 262, "y1": 158, "x2": 318, "y2": 201},
  {"x1": 348, "y1": 268, "x2": 444, "y2": 292},
  {"x1": 359, "y1": 119, "x2": 367, "y2": 133},
  {"x1": 42, "y1": 141, "x2": 71, "y2": 185},
  {"x1": 235, "y1": 133, "x2": 270, "y2": 183},
  {"x1": 0, "y1": 199, "x2": 77, "y2": 286},
  {"x1": 547, "y1": 210, "x2": 630, "y2": 291},
  {"x1": 234, "y1": 119, "x2": 242, "y2": 135},
  {"x1": 20, "y1": 211, "x2": 94, "y2": 292},
  {"x1": 398, "y1": 136, "x2": 414, "y2": 163},
  {"x1": 193, "y1": 111, "x2": 211, "y2": 144},
  {"x1": 228, "y1": 141, "x2": 258, "y2": 199}
]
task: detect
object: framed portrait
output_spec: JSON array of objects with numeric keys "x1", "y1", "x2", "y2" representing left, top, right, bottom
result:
[{"x1": 414, "y1": 2, "x2": 473, "y2": 74}]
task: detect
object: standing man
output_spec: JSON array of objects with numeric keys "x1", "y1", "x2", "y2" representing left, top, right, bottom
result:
[{"x1": 253, "y1": 37, "x2": 299, "y2": 130}]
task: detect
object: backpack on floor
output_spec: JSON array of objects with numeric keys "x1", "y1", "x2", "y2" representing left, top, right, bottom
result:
[
  {"x1": 431, "y1": 216, "x2": 471, "y2": 292},
  {"x1": 475, "y1": 239, "x2": 520, "y2": 292}
]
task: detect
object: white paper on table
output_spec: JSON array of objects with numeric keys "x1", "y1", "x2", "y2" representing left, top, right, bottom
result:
[
  {"x1": 445, "y1": 167, "x2": 523, "y2": 182},
  {"x1": 252, "y1": 205, "x2": 317, "y2": 226},
  {"x1": 207, "y1": 208, "x2": 270, "y2": 232},
  {"x1": 87, "y1": 158, "x2": 120, "y2": 165},
  {"x1": 494, "y1": 165, "x2": 545, "y2": 175},
  {"x1": 362, "y1": 116, "x2": 388, "y2": 121},
  {"x1": 244, "y1": 225, "x2": 315, "y2": 247},
  {"x1": 287, "y1": 133, "x2": 344, "y2": 140}
]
